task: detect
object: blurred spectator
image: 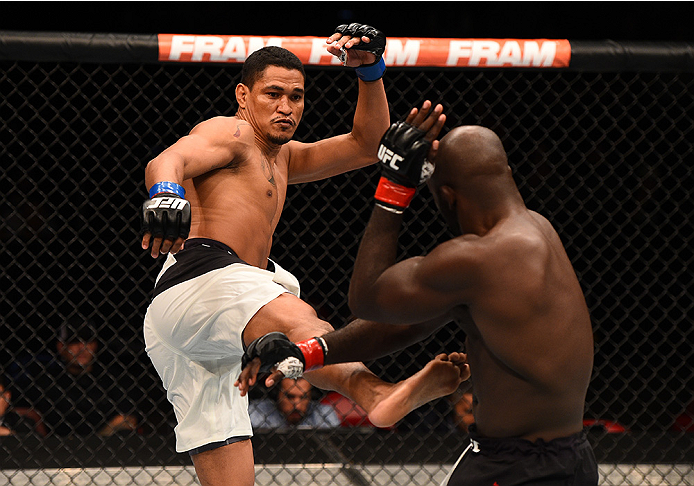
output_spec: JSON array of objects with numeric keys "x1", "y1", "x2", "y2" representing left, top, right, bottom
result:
[
  {"x1": 582, "y1": 418, "x2": 628, "y2": 433},
  {"x1": 399, "y1": 382, "x2": 474, "y2": 434},
  {"x1": 671, "y1": 399, "x2": 694, "y2": 432},
  {"x1": 249, "y1": 377, "x2": 340, "y2": 431},
  {"x1": 12, "y1": 317, "x2": 139, "y2": 437},
  {"x1": 447, "y1": 383, "x2": 475, "y2": 433},
  {"x1": 320, "y1": 391, "x2": 378, "y2": 428},
  {"x1": 0, "y1": 374, "x2": 45, "y2": 436}
]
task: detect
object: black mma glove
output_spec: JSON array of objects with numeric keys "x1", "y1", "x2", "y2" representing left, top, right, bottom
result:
[
  {"x1": 334, "y1": 23, "x2": 386, "y2": 81},
  {"x1": 374, "y1": 121, "x2": 434, "y2": 213},
  {"x1": 242, "y1": 332, "x2": 327, "y2": 380},
  {"x1": 141, "y1": 181, "x2": 191, "y2": 244}
]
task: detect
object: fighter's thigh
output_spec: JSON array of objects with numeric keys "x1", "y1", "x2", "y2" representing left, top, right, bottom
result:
[
  {"x1": 244, "y1": 293, "x2": 334, "y2": 345},
  {"x1": 191, "y1": 439, "x2": 255, "y2": 486}
]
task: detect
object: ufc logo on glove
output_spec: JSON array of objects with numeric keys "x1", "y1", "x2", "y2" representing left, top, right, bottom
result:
[
  {"x1": 146, "y1": 197, "x2": 189, "y2": 210},
  {"x1": 378, "y1": 145, "x2": 404, "y2": 170}
]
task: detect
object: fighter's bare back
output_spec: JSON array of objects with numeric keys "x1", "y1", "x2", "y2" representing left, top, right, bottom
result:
[{"x1": 447, "y1": 209, "x2": 593, "y2": 442}]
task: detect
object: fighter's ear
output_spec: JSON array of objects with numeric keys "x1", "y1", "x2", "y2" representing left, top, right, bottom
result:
[
  {"x1": 440, "y1": 185, "x2": 457, "y2": 212},
  {"x1": 236, "y1": 83, "x2": 249, "y2": 108}
]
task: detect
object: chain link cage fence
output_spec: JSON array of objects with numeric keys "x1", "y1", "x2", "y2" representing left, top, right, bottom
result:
[{"x1": 1, "y1": 34, "x2": 693, "y2": 485}]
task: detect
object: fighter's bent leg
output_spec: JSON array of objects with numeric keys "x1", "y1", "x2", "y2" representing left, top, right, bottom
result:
[{"x1": 191, "y1": 439, "x2": 255, "y2": 486}]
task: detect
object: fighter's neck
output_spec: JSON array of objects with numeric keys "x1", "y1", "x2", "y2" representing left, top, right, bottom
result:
[{"x1": 234, "y1": 112, "x2": 285, "y2": 157}]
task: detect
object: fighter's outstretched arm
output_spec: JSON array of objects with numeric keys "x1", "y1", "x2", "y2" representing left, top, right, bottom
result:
[
  {"x1": 235, "y1": 312, "x2": 452, "y2": 391},
  {"x1": 236, "y1": 338, "x2": 469, "y2": 428},
  {"x1": 347, "y1": 103, "x2": 474, "y2": 324},
  {"x1": 235, "y1": 293, "x2": 467, "y2": 427}
]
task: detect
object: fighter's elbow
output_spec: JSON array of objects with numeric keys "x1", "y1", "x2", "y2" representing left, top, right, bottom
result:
[
  {"x1": 348, "y1": 132, "x2": 383, "y2": 166},
  {"x1": 347, "y1": 288, "x2": 365, "y2": 316},
  {"x1": 348, "y1": 290, "x2": 381, "y2": 321}
]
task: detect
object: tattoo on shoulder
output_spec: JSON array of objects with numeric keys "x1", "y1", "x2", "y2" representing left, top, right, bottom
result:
[{"x1": 233, "y1": 119, "x2": 251, "y2": 138}]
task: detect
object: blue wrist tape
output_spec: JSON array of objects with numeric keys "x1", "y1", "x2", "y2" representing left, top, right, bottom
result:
[
  {"x1": 355, "y1": 58, "x2": 386, "y2": 82},
  {"x1": 149, "y1": 181, "x2": 185, "y2": 199}
]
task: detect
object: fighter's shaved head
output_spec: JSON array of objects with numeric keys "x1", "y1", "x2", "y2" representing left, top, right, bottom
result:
[
  {"x1": 427, "y1": 126, "x2": 522, "y2": 236},
  {"x1": 431, "y1": 126, "x2": 509, "y2": 188}
]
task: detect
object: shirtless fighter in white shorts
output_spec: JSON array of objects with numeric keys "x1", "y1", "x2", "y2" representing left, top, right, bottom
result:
[{"x1": 141, "y1": 23, "x2": 466, "y2": 486}]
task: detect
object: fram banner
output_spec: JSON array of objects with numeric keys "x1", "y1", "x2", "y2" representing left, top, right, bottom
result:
[{"x1": 158, "y1": 35, "x2": 571, "y2": 68}]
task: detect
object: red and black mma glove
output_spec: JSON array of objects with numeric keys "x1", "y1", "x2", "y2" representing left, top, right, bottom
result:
[
  {"x1": 141, "y1": 181, "x2": 192, "y2": 246},
  {"x1": 375, "y1": 121, "x2": 435, "y2": 214},
  {"x1": 242, "y1": 332, "x2": 328, "y2": 380},
  {"x1": 334, "y1": 23, "x2": 387, "y2": 82}
]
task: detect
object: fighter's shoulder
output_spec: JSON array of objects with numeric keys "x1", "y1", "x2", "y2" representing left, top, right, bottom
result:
[
  {"x1": 468, "y1": 224, "x2": 545, "y2": 263},
  {"x1": 284, "y1": 139, "x2": 308, "y2": 157},
  {"x1": 189, "y1": 116, "x2": 255, "y2": 144},
  {"x1": 479, "y1": 225, "x2": 551, "y2": 277},
  {"x1": 427, "y1": 233, "x2": 529, "y2": 273},
  {"x1": 429, "y1": 236, "x2": 486, "y2": 267},
  {"x1": 410, "y1": 237, "x2": 485, "y2": 292},
  {"x1": 280, "y1": 139, "x2": 305, "y2": 166}
]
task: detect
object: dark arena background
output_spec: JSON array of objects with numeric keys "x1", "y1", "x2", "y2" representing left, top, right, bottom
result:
[{"x1": 1, "y1": 3, "x2": 693, "y2": 485}]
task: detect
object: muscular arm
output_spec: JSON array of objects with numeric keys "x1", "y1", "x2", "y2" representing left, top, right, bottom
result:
[
  {"x1": 144, "y1": 117, "x2": 252, "y2": 189},
  {"x1": 286, "y1": 78, "x2": 389, "y2": 183},
  {"x1": 322, "y1": 315, "x2": 451, "y2": 365},
  {"x1": 348, "y1": 206, "x2": 475, "y2": 324},
  {"x1": 242, "y1": 294, "x2": 385, "y2": 407},
  {"x1": 142, "y1": 117, "x2": 253, "y2": 257},
  {"x1": 240, "y1": 293, "x2": 459, "y2": 422}
]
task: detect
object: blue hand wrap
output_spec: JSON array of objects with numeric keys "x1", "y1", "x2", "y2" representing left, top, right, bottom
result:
[
  {"x1": 355, "y1": 58, "x2": 386, "y2": 82},
  {"x1": 149, "y1": 181, "x2": 185, "y2": 199}
]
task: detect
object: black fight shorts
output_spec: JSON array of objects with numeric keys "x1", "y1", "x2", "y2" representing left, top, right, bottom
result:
[{"x1": 444, "y1": 425, "x2": 599, "y2": 486}]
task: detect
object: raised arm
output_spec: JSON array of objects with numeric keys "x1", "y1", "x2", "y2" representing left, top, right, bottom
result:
[
  {"x1": 348, "y1": 210, "x2": 475, "y2": 323},
  {"x1": 346, "y1": 103, "x2": 474, "y2": 324},
  {"x1": 286, "y1": 24, "x2": 390, "y2": 183}
]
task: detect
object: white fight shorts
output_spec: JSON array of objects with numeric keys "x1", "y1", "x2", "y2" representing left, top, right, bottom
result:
[{"x1": 143, "y1": 238, "x2": 300, "y2": 453}]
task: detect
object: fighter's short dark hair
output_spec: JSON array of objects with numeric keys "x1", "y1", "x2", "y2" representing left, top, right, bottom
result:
[{"x1": 241, "y1": 46, "x2": 305, "y2": 89}]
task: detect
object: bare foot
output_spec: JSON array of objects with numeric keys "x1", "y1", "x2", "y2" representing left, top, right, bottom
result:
[{"x1": 367, "y1": 354, "x2": 470, "y2": 427}]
